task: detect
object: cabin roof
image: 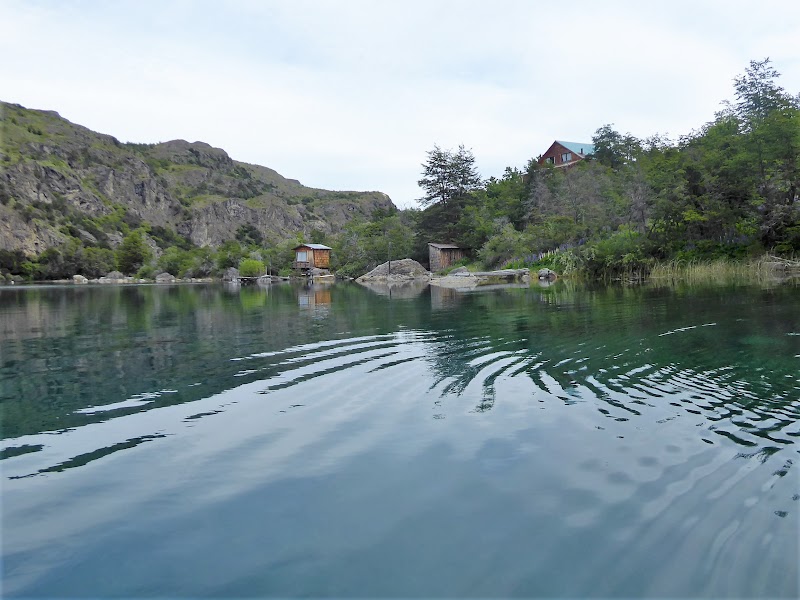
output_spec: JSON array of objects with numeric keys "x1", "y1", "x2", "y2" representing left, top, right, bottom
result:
[
  {"x1": 428, "y1": 243, "x2": 461, "y2": 249},
  {"x1": 555, "y1": 140, "x2": 595, "y2": 156},
  {"x1": 294, "y1": 243, "x2": 332, "y2": 250}
]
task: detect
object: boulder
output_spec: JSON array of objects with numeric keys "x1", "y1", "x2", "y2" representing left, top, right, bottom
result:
[
  {"x1": 155, "y1": 272, "x2": 176, "y2": 283},
  {"x1": 105, "y1": 270, "x2": 125, "y2": 280},
  {"x1": 538, "y1": 268, "x2": 557, "y2": 280},
  {"x1": 72, "y1": 274, "x2": 89, "y2": 284},
  {"x1": 450, "y1": 266, "x2": 471, "y2": 277},
  {"x1": 357, "y1": 259, "x2": 430, "y2": 283}
]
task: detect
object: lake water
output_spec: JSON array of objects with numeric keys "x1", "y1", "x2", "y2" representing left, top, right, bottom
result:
[{"x1": 1, "y1": 280, "x2": 798, "y2": 598}]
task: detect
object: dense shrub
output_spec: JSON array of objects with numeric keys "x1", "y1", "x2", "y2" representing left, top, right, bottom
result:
[{"x1": 238, "y1": 258, "x2": 265, "y2": 277}]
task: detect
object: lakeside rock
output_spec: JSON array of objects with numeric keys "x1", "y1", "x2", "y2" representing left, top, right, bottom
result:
[
  {"x1": 155, "y1": 272, "x2": 176, "y2": 283},
  {"x1": 72, "y1": 274, "x2": 88, "y2": 284},
  {"x1": 431, "y1": 268, "x2": 530, "y2": 289},
  {"x1": 356, "y1": 259, "x2": 430, "y2": 283},
  {"x1": 538, "y1": 268, "x2": 557, "y2": 280}
]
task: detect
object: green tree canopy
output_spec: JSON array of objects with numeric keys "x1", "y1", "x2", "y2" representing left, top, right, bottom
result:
[
  {"x1": 417, "y1": 144, "x2": 481, "y2": 207},
  {"x1": 116, "y1": 228, "x2": 153, "y2": 275}
]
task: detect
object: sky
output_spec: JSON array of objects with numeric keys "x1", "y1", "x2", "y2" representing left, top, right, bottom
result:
[{"x1": 2, "y1": 1, "x2": 800, "y2": 208}]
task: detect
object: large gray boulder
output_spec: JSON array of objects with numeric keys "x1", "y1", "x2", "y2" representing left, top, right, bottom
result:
[
  {"x1": 72, "y1": 274, "x2": 89, "y2": 284},
  {"x1": 356, "y1": 259, "x2": 430, "y2": 283},
  {"x1": 155, "y1": 272, "x2": 176, "y2": 283},
  {"x1": 105, "y1": 270, "x2": 125, "y2": 280}
]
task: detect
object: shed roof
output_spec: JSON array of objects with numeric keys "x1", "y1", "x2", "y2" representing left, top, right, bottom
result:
[
  {"x1": 294, "y1": 243, "x2": 332, "y2": 250},
  {"x1": 555, "y1": 140, "x2": 595, "y2": 156},
  {"x1": 428, "y1": 243, "x2": 461, "y2": 249}
]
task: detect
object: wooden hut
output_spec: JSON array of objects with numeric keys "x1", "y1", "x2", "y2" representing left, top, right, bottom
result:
[
  {"x1": 292, "y1": 243, "x2": 332, "y2": 272},
  {"x1": 428, "y1": 243, "x2": 466, "y2": 272}
]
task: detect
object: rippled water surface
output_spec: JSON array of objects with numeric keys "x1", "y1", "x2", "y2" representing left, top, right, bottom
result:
[{"x1": 2, "y1": 281, "x2": 798, "y2": 597}]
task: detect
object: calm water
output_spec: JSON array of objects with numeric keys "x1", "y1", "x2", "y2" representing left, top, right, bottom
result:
[{"x1": 1, "y1": 280, "x2": 798, "y2": 598}]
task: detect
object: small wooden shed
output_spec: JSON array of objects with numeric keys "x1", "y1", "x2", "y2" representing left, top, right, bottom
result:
[
  {"x1": 293, "y1": 243, "x2": 332, "y2": 271},
  {"x1": 428, "y1": 243, "x2": 466, "y2": 272}
]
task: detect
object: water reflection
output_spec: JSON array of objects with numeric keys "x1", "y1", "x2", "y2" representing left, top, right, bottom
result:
[
  {"x1": 358, "y1": 280, "x2": 429, "y2": 299},
  {"x1": 1, "y1": 281, "x2": 798, "y2": 597}
]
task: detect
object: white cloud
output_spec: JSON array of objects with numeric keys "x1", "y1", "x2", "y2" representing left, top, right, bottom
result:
[{"x1": 3, "y1": 0, "x2": 800, "y2": 207}]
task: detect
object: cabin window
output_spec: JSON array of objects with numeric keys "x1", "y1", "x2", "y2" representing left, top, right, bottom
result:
[
  {"x1": 296, "y1": 251, "x2": 308, "y2": 262},
  {"x1": 545, "y1": 157, "x2": 554, "y2": 164},
  {"x1": 561, "y1": 152, "x2": 572, "y2": 162}
]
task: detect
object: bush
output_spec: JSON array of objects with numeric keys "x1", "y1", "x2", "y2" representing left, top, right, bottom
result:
[
  {"x1": 239, "y1": 258, "x2": 265, "y2": 277},
  {"x1": 157, "y1": 246, "x2": 194, "y2": 278},
  {"x1": 478, "y1": 224, "x2": 528, "y2": 269},
  {"x1": 577, "y1": 228, "x2": 651, "y2": 279}
]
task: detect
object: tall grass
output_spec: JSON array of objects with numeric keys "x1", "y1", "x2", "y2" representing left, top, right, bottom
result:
[{"x1": 649, "y1": 255, "x2": 796, "y2": 284}]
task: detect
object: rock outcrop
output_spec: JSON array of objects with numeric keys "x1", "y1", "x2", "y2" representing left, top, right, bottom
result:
[{"x1": 1, "y1": 102, "x2": 396, "y2": 255}]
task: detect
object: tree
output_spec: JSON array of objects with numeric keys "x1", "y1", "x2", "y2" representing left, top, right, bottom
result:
[
  {"x1": 116, "y1": 228, "x2": 153, "y2": 275},
  {"x1": 729, "y1": 58, "x2": 797, "y2": 129},
  {"x1": 157, "y1": 246, "x2": 193, "y2": 277},
  {"x1": 592, "y1": 125, "x2": 625, "y2": 168},
  {"x1": 417, "y1": 144, "x2": 481, "y2": 207},
  {"x1": 592, "y1": 125, "x2": 642, "y2": 168},
  {"x1": 331, "y1": 213, "x2": 415, "y2": 277}
]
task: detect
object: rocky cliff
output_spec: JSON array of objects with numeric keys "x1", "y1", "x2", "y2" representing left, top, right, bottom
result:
[{"x1": 0, "y1": 102, "x2": 394, "y2": 255}]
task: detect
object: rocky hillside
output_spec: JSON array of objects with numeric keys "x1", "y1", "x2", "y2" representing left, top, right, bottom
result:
[{"x1": 0, "y1": 102, "x2": 394, "y2": 256}]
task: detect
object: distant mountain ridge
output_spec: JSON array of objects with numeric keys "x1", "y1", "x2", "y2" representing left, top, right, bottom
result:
[{"x1": 0, "y1": 102, "x2": 394, "y2": 255}]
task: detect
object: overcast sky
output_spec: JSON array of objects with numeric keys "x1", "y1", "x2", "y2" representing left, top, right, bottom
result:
[{"x1": 3, "y1": 1, "x2": 800, "y2": 207}]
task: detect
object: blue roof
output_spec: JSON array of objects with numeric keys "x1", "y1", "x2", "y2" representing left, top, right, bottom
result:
[
  {"x1": 556, "y1": 140, "x2": 595, "y2": 156},
  {"x1": 295, "y1": 243, "x2": 332, "y2": 250}
]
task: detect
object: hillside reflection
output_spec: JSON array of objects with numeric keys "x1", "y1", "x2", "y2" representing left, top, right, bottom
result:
[{"x1": 1, "y1": 281, "x2": 798, "y2": 457}]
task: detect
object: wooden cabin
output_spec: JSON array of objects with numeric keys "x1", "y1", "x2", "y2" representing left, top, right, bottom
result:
[
  {"x1": 292, "y1": 244, "x2": 332, "y2": 272},
  {"x1": 538, "y1": 140, "x2": 595, "y2": 168},
  {"x1": 428, "y1": 243, "x2": 466, "y2": 272}
]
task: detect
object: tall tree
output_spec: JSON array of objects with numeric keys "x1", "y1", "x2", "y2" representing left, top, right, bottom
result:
[
  {"x1": 729, "y1": 58, "x2": 797, "y2": 129},
  {"x1": 417, "y1": 144, "x2": 481, "y2": 207}
]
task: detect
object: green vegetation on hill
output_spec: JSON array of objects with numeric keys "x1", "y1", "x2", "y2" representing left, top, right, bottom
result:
[
  {"x1": 1, "y1": 59, "x2": 796, "y2": 283},
  {"x1": 408, "y1": 59, "x2": 800, "y2": 279},
  {"x1": 0, "y1": 101, "x2": 394, "y2": 280}
]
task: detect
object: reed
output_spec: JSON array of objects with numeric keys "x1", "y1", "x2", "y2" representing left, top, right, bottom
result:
[{"x1": 648, "y1": 255, "x2": 797, "y2": 283}]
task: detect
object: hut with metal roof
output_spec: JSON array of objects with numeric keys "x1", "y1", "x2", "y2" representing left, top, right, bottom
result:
[
  {"x1": 292, "y1": 243, "x2": 332, "y2": 272},
  {"x1": 538, "y1": 140, "x2": 595, "y2": 167},
  {"x1": 428, "y1": 243, "x2": 466, "y2": 273}
]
